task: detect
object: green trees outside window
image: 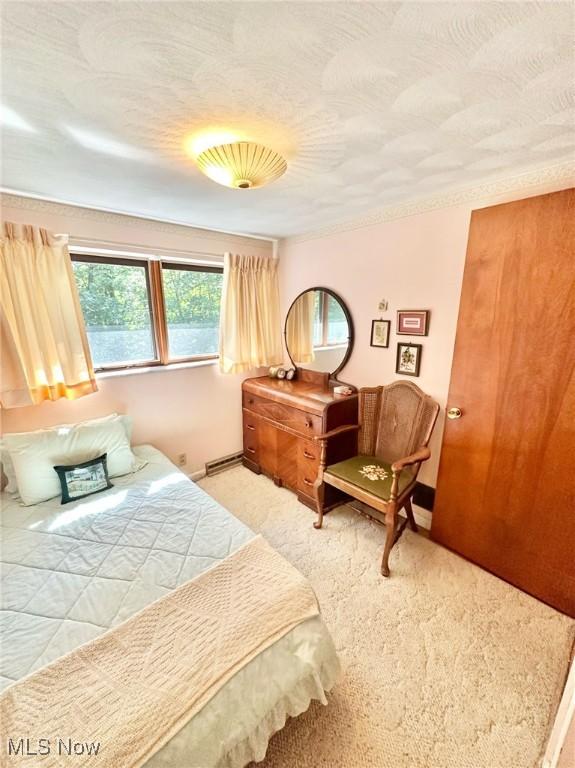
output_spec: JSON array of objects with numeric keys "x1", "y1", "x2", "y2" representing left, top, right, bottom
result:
[
  {"x1": 162, "y1": 265, "x2": 222, "y2": 358},
  {"x1": 72, "y1": 256, "x2": 223, "y2": 369}
]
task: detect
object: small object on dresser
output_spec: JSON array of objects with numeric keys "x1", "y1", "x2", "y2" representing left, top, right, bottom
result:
[
  {"x1": 334, "y1": 385, "x2": 353, "y2": 396},
  {"x1": 285, "y1": 368, "x2": 296, "y2": 381},
  {"x1": 276, "y1": 367, "x2": 287, "y2": 379},
  {"x1": 268, "y1": 365, "x2": 281, "y2": 378},
  {"x1": 54, "y1": 453, "x2": 113, "y2": 504}
]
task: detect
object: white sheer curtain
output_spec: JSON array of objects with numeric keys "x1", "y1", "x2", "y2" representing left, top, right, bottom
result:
[
  {"x1": 219, "y1": 253, "x2": 283, "y2": 374},
  {"x1": 0, "y1": 222, "x2": 97, "y2": 408}
]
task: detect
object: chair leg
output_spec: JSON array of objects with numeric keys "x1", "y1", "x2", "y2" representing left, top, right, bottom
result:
[
  {"x1": 404, "y1": 497, "x2": 418, "y2": 532},
  {"x1": 313, "y1": 439, "x2": 328, "y2": 530},
  {"x1": 314, "y1": 480, "x2": 325, "y2": 529},
  {"x1": 381, "y1": 507, "x2": 397, "y2": 577}
]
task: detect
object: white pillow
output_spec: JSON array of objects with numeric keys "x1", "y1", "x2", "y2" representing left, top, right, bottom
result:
[
  {"x1": 1, "y1": 413, "x2": 134, "y2": 496},
  {"x1": 3, "y1": 415, "x2": 146, "y2": 506},
  {"x1": 1, "y1": 453, "x2": 18, "y2": 493}
]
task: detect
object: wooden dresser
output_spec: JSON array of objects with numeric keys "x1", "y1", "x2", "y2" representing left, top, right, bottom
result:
[{"x1": 242, "y1": 372, "x2": 358, "y2": 511}]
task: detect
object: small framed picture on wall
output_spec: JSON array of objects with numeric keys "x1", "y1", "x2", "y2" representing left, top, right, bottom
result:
[
  {"x1": 370, "y1": 319, "x2": 390, "y2": 348},
  {"x1": 397, "y1": 310, "x2": 429, "y2": 336},
  {"x1": 396, "y1": 343, "x2": 422, "y2": 377}
]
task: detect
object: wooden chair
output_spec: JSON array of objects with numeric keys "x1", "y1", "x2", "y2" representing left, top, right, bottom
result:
[{"x1": 313, "y1": 381, "x2": 439, "y2": 576}]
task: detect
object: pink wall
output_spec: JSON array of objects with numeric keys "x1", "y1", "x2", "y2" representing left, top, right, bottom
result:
[
  {"x1": 0, "y1": 194, "x2": 273, "y2": 474},
  {"x1": 279, "y1": 174, "x2": 573, "y2": 488},
  {"x1": 280, "y1": 205, "x2": 473, "y2": 487},
  {"x1": 1, "y1": 363, "x2": 246, "y2": 475}
]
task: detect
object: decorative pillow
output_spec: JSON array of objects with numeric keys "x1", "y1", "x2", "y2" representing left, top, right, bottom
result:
[
  {"x1": 0, "y1": 413, "x2": 139, "y2": 497},
  {"x1": 3, "y1": 415, "x2": 146, "y2": 506},
  {"x1": 54, "y1": 453, "x2": 113, "y2": 504}
]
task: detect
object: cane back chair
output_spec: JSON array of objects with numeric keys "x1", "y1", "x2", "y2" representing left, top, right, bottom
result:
[{"x1": 313, "y1": 381, "x2": 439, "y2": 576}]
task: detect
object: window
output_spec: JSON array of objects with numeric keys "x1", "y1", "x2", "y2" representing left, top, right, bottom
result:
[
  {"x1": 162, "y1": 264, "x2": 223, "y2": 359},
  {"x1": 312, "y1": 291, "x2": 348, "y2": 348},
  {"x1": 72, "y1": 256, "x2": 156, "y2": 368},
  {"x1": 71, "y1": 255, "x2": 223, "y2": 370}
]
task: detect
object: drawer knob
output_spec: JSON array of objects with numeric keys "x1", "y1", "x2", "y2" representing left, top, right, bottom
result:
[
  {"x1": 246, "y1": 424, "x2": 256, "y2": 431},
  {"x1": 304, "y1": 419, "x2": 312, "y2": 428},
  {"x1": 246, "y1": 446, "x2": 256, "y2": 454},
  {"x1": 303, "y1": 478, "x2": 314, "y2": 487},
  {"x1": 303, "y1": 450, "x2": 315, "y2": 460},
  {"x1": 248, "y1": 398, "x2": 254, "y2": 405}
]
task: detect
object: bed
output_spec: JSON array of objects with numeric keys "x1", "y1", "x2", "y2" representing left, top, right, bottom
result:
[{"x1": 0, "y1": 445, "x2": 339, "y2": 767}]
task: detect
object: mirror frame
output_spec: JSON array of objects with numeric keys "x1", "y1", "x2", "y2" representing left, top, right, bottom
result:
[{"x1": 284, "y1": 287, "x2": 354, "y2": 380}]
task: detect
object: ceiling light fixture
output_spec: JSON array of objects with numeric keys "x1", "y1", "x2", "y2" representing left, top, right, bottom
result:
[{"x1": 196, "y1": 141, "x2": 287, "y2": 189}]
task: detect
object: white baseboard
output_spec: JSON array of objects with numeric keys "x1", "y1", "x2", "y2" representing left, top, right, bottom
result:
[
  {"x1": 543, "y1": 656, "x2": 575, "y2": 768},
  {"x1": 188, "y1": 468, "x2": 206, "y2": 482}
]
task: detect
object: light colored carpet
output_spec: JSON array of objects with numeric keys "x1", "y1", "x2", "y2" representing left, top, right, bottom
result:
[{"x1": 199, "y1": 467, "x2": 574, "y2": 768}]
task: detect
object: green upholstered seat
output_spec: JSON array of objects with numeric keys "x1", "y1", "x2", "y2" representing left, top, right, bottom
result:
[{"x1": 325, "y1": 455, "x2": 414, "y2": 501}]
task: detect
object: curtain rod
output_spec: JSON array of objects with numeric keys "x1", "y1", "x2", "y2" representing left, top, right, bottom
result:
[
  {"x1": 68, "y1": 237, "x2": 277, "y2": 262},
  {"x1": 67, "y1": 236, "x2": 225, "y2": 262}
]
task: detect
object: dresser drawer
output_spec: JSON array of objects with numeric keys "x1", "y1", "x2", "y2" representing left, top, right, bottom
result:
[
  {"x1": 242, "y1": 413, "x2": 259, "y2": 461},
  {"x1": 298, "y1": 475, "x2": 316, "y2": 496},
  {"x1": 297, "y1": 440, "x2": 319, "y2": 495},
  {"x1": 243, "y1": 393, "x2": 322, "y2": 436},
  {"x1": 299, "y1": 439, "x2": 320, "y2": 470}
]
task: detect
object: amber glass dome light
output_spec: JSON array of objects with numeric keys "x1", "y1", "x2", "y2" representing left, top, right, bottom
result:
[{"x1": 195, "y1": 141, "x2": 287, "y2": 189}]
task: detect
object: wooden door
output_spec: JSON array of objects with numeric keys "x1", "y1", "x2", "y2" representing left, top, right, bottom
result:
[{"x1": 431, "y1": 189, "x2": 575, "y2": 617}]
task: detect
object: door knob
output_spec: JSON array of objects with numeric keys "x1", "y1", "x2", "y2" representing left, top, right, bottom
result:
[{"x1": 447, "y1": 407, "x2": 462, "y2": 420}]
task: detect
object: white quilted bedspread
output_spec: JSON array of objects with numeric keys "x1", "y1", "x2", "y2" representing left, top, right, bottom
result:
[{"x1": 0, "y1": 445, "x2": 254, "y2": 690}]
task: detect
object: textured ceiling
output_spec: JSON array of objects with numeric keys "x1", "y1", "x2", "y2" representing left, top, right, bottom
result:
[{"x1": 1, "y1": 2, "x2": 574, "y2": 238}]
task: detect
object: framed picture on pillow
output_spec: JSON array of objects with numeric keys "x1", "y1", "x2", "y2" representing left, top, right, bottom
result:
[{"x1": 54, "y1": 453, "x2": 113, "y2": 504}]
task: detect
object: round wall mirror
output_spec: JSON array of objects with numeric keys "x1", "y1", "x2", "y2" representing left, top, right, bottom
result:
[{"x1": 284, "y1": 287, "x2": 353, "y2": 378}]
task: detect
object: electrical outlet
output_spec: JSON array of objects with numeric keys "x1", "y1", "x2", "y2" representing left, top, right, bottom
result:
[{"x1": 177, "y1": 453, "x2": 187, "y2": 467}]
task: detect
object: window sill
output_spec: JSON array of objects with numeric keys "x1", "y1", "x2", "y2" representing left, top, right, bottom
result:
[
  {"x1": 96, "y1": 358, "x2": 218, "y2": 380},
  {"x1": 313, "y1": 343, "x2": 348, "y2": 352}
]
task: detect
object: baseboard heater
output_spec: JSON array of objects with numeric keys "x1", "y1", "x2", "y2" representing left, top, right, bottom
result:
[{"x1": 205, "y1": 451, "x2": 243, "y2": 477}]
